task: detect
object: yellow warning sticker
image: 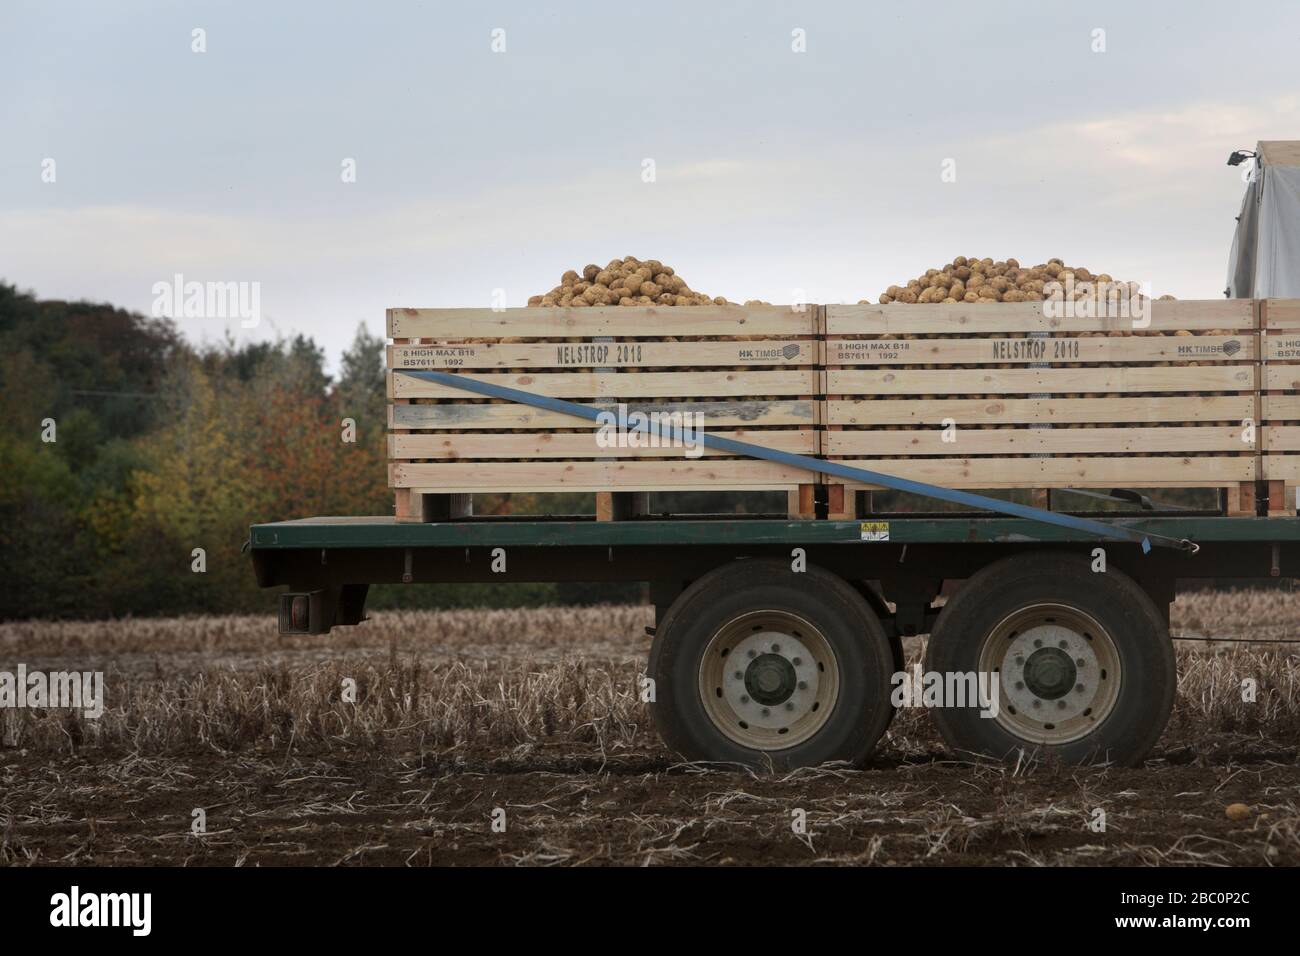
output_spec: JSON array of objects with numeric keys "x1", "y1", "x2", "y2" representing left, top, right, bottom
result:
[{"x1": 860, "y1": 521, "x2": 889, "y2": 542}]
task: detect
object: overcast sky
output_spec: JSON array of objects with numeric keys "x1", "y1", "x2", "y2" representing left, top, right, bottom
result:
[{"x1": 2, "y1": 0, "x2": 1298, "y2": 370}]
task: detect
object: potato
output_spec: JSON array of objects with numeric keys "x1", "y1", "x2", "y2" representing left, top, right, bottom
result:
[{"x1": 871, "y1": 258, "x2": 1173, "y2": 310}]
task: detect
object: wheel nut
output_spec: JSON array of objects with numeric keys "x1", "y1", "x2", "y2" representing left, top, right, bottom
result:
[
  {"x1": 771, "y1": 643, "x2": 781, "y2": 653},
  {"x1": 761, "y1": 708, "x2": 770, "y2": 717},
  {"x1": 797, "y1": 681, "x2": 808, "y2": 690},
  {"x1": 785, "y1": 702, "x2": 795, "y2": 711},
  {"x1": 1058, "y1": 640, "x2": 1068, "y2": 649},
  {"x1": 1057, "y1": 700, "x2": 1066, "y2": 709},
  {"x1": 747, "y1": 650, "x2": 756, "y2": 658},
  {"x1": 1015, "y1": 681, "x2": 1025, "y2": 690},
  {"x1": 1076, "y1": 658, "x2": 1086, "y2": 667},
  {"x1": 740, "y1": 695, "x2": 749, "y2": 704},
  {"x1": 734, "y1": 671, "x2": 743, "y2": 680},
  {"x1": 1032, "y1": 699, "x2": 1041, "y2": 708},
  {"x1": 1076, "y1": 683, "x2": 1085, "y2": 693},
  {"x1": 792, "y1": 657, "x2": 802, "y2": 666}
]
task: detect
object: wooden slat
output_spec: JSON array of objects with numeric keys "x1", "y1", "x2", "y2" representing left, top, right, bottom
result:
[
  {"x1": 826, "y1": 395, "x2": 1253, "y2": 426},
  {"x1": 390, "y1": 430, "x2": 817, "y2": 459},
  {"x1": 825, "y1": 427, "x2": 1249, "y2": 456},
  {"x1": 387, "y1": 305, "x2": 814, "y2": 339},
  {"x1": 1262, "y1": 395, "x2": 1300, "y2": 420},
  {"x1": 391, "y1": 459, "x2": 808, "y2": 493},
  {"x1": 389, "y1": 339, "x2": 813, "y2": 370},
  {"x1": 391, "y1": 369, "x2": 817, "y2": 399},
  {"x1": 389, "y1": 399, "x2": 817, "y2": 430},
  {"x1": 1263, "y1": 299, "x2": 1300, "y2": 329},
  {"x1": 1265, "y1": 365, "x2": 1300, "y2": 391},
  {"x1": 825, "y1": 365, "x2": 1253, "y2": 396},
  {"x1": 824, "y1": 456, "x2": 1256, "y2": 489},
  {"x1": 827, "y1": 334, "x2": 1255, "y2": 366},
  {"x1": 1263, "y1": 456, "x2": 1300, "y2": 480},
  {"x1": 825, "y1": 299, "x2": 1255, "y2": 335},
  {"x1": 1263, "y1": 426, "x2": 1300, "y2": 452}
]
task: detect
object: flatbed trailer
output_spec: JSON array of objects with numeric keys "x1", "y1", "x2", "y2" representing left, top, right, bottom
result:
[{"x1": 249, "y1": 512, "x2": 1300, "y2": 769}]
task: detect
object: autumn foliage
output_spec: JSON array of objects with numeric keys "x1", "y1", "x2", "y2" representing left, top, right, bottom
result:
[{"x1": 0, "y1": 283, "x2": 389, "y2": 617}]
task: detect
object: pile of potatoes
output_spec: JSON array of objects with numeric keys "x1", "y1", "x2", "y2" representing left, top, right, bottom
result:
[
  {"x1": 529, "y1": 257, "x2": 759, "y2": 308},
  {"x1": 869, "y1": 256, "x2": 1173, "y2": 305}
]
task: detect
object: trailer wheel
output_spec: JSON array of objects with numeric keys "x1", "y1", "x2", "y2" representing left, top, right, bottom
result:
[
  {"x1": 648, "y1": 559, "x2": 895, "y2": 770},
  {"x1": 925, "y1": 552, "x2": 1175, "y2": 766}
]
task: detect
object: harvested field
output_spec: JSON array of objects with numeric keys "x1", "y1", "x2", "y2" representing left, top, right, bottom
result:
[{"x1": 2, "y1": 592, "x2": 1299, "y2": 866}]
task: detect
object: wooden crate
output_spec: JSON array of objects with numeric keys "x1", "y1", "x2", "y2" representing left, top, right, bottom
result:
[
  {"x1": 387, "y1": 304, "x2": 820, "y2": 520},
  {"x1": 1262, "y1": 299, "x2": 1300, "y2": 514},
  {"x1": 821, "y1": 299, "x2": 1260, "y2": 518}
]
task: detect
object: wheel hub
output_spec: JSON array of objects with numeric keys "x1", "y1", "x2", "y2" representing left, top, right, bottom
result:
[
  {"x1": 1001, "y1": 624, "x2": 1099, "y2": 722},
  {"x1": 721, "y1": 631, "x2": 820, "y2": 730},
  {"x1": 1023, "y1": 647, "x2": 1076, "y2": 700},
  {"x1": 700, "y1": 613, "x2": 838, "y2": 750},
  {"x1": 745, "y1": 653, "x2": 798, "y2": 705},
  {"x1": 978, "y1": 606, "x2": 1122, "y2": 746}
]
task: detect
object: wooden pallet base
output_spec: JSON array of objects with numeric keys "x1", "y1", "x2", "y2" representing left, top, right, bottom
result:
[
  {"x1": 595, "y1": 484, "x2": 818, "y2": 520},
  {"x1": 1223, "y1": 482, "x2": 1257, "y2": 517},
  {"x1": 394, "y1": 490, "x2": 473, "y2": 523},
  {"x1": 395, "y1": 485, "x2": 820, "y2": 522},
  {"x1": 1262, "y1": 459, "x2": 1300, "y2": 515},
  {"x1": 596, "y1": 491, "x2": 650, "y2": 521},
  {"x1": 829, "y1": 481, "x2": 1260, "y2": 520},
  {"x1": 1265, "y1": 478, "x2": 1297, "y2": 516}
]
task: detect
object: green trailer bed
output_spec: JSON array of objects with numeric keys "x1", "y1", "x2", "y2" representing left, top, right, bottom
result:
[{"x1": 249, "y1": 514, "x2": 1300, "y2": 550}]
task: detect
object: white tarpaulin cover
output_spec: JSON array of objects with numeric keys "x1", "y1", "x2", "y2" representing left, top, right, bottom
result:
[{"x1": 1227, "y1": 141, "x2": 1300, "y2": 298}]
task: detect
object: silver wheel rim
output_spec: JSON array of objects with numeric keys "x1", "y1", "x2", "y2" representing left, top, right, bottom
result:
[
  {"x1": 698, "y1": 610, "x2": 840, "y2": 751},
  {"x1": 977, "y1": 603, "x2": 1122, "y2": 746}
]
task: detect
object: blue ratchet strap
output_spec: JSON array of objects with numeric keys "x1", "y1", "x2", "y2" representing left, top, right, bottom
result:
[{"x1": 402, "y1": 370, "x2": 1198, "y2": 554}]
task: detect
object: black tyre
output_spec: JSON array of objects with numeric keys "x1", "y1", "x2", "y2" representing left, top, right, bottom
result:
[
  {"x1": 648, "y1": 559, "x2": 896, "y2": 770},
  {"x1": 925, "y1": 552, "x2": 1175, "y2": 766}
]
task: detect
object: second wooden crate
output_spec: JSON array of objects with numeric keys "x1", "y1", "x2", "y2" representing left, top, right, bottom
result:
[{"x1": 821, "y1": 299, "x2": 1260, "y2": 516}]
